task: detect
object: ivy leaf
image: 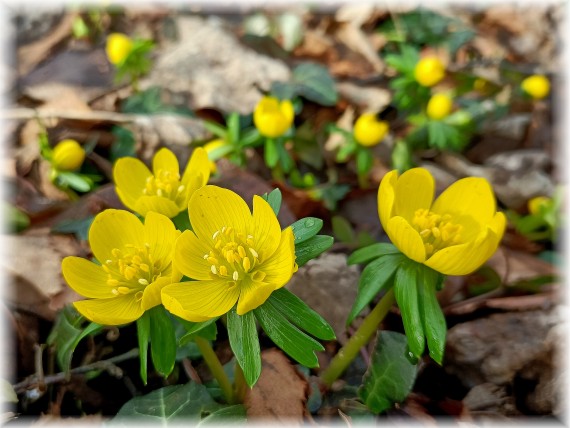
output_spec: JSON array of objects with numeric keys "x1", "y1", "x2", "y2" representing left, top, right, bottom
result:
[
  {"x1": 294, "y1": 235, "x2": 334, "y2": 267},
  {"x1": 359, "y1": 331, "x2": 418, "y2": 414},
  {"x1": 254, "y1": 303, "x2": 324, "y2": 368},
  {"x1": 227, "y1": 308, "x2": 261, "y2": 388},
  {"x1": 268, "y1": 288, "x2": 335, "y2": 341}
]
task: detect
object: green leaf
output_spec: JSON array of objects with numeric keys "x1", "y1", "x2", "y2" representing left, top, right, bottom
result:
[
  {"x1": 347, "y1": 253, "x2": 404, "y2": 325},
  {"x1": 264, "y1": 138, "x2": 279, "y2": 168},
  {"x1": 203, "y1": 121, "x2": 228, "y2": 139},
  {"x1": 149, "y1": 306, "x2": 177, "y2": 377},
  {"x1": 52, "y1": 215, "x2": 95, "y2": 241},
  {"x1": 359, "y1": 331, "x2": 418, "y2": 414},
  {"x1": 136, "y1": 313, "x2": 150, "y2": 385},
  {"x1": 290, "y1": 217, "x2": 323, "y2": 245},
  {"x1": 356, "y1": 148, "x2": 373, "y2": 176},
  {"x1": 111, "y1": 382, "x2": 222, "y2": 424},
  {"x1": 392, "y1": 140, "x2": 414, "y2": 173},
  {"x1": 291, "y1": 63, "x2": 338, "y2": 106},
  {"x1": 3, "y1": 202, "x2": 30, "y2": 233},
  {"x1": 295, "y1": 235, "x2": 334, "y2": 267},
  {"x1": 261, "y1": 188, "x2": 282, "y2": 216},
  {"x1": 171, "y1": 210, "x2": 192, "y2": 231},
  {"x1": 110, "y1": 126, "x2": 136, "y2": 161},
  {"x1": 393, "y1": 262, "x2": 425, "y2": 358},
  {"x1": 227, "y1": 308, "x2": 261, "y2": 387},
  {"x1": 47, "y1": 306, "x2": 103, "y2": 373},
  {"x1": 331, "y1": 215, "x2": 356, "y2": 244},
  {"x1": 197, "y1": 404, "x2": 247, "y2": 425},
  {"x1": 254, "y1": 303, "x2": 324, "y2": 368},
  {"x1": 178, "y1": 318, "x2": 219, "y2": 346},
  {"x1": 57, "y1": 172, "x2": 92, "y2": 192},
  {"x1": 271, "y1": 81, "x2": 296, "y2": 100},
  {"x1": 269, "y1": 288, "x2": 336, "y2": 340},
  {"x1": 227, "y1": 112, "x2": 240, "y2": 144},
  {"x1": 347, "y1": 243, "x2": 400, "y2": 265},
  {"x1": 417, "y1": 267, "x2": 446, "y2": 364}
]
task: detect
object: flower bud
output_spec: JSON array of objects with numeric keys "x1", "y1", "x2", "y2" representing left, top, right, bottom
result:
[
  {"x1": 427, "y1": 93, "x2": 453, "y2": 120},
  {"x1": 204, "y1": 139, "x2": 227, "y2": 173},
  {"x1": 253, "y1": 96, "x2": 294, "y2": 138},
  {"x1": 414, "y1": 57, "x2": 445, "y2": 87},
  {"x1": 528, "y1": 196, "x2": 551, "y2": 215},
  {"x1": 353, "y1": 113, "x2": 389, "y2": 147},
  {"x1": 106, "y1": 33, "x2": 133, "y2": 65},
  {"x1": 521, "y1": 75, "x2": 550, "y2": 100},
  {"x1": 52, "y1": 139, "x2": 85, "y2": 171}
]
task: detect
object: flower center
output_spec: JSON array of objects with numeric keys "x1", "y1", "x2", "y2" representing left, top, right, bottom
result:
[
  {"x1": 411, "y1": 209, "x2": 463, "y2": 258},
  {"x1": 204, "y1": 226, "x2": 266, "y2": 285},
  {"x1": 103, "y1": 243, "x2": 162, "y2": 300},
  {"x1": 143, "y1": 169, "x2": 186, "y2": 204}
]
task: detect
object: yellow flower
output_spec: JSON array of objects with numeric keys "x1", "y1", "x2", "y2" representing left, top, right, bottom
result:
[
  {"x1": 204, "y1": 139, "x2": 227, "y2": 173},
  {"x1": 528, "y1": 196, "x2": 551, "y2": 215},
  {"x1": 378, "y1": 168, "x2": 505, "y2": 276},
  {"x1": 52, "y1": 139, "x2": 85, "y2": 171},
  {"x1": 353, "y1": 113, "x2": 389, "y2": 147},
  {"x1": 113, "y1": 147, "x2": 210, "y2": 218},
  {"x1": 161, "y1": 185, "x2": 296, "y2": 321},
  {"x1": 62, "y1": 210, "x2": 181, "y2": 325},
  {"x1": 253, "y1": 96, "x2": 294, "y2": 138},
  {"x1": 427, "y1": 94, "x2": 453, "y2": 120},
  {"x1": 414, "y1": 57, "x2": 445, "y2": 87},
  {"x1": 106, "y1": 33, "x2": 133, "y2": 65},
  {"x1": 521, "y1": 75, "x2": 550, "y2": 100}
]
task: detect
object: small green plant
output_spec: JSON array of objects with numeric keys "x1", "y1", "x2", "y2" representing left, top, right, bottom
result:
[{"x1": 106, "y1": 32, "x2": 154, "y2": 91}]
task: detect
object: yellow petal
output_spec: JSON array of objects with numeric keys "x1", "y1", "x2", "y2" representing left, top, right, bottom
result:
[
  {"x1": 258, "y1": 228, "x2": 295, "y2": 289},
  {"x1": 251, "y1": 195, "x2": 282, "y2": 260},
  {"x1": 431, "y1": 177, "x2": 496, "y2": 230},
  {"x1": 134, "y1": 195, "x2": 181, "y2": 218},
  {"x1": 141, "y1": 276, "x2": 172, "y2": 311},
  {"x1": 152, "y1": 147, "x2": 179, "y2": 176},
  {"x1": 174, "y1": 230, "x2": 213, "y2": 281},
  {"x1": 89, "y1": 210, "x2": 144, "y2": 265},
  {"x1": 237, "y1": 278, "x2": 275, "y2": 315},
  {"x1": 386, "y1": 216, "x2": 426, "y2": 263},
  {"x1": 74, "y1": 295, "x2": 143, "y2": 325},
  {"x1": 280, "y1": 100, "x2": 295, "y2": 124},
  {"x1": 62, "y1": 257, "x2": 115, "y2": 298},
  {"x1": 181, "y1": 147, "x2": 210, "y2": 192},
  {"x1": 113, "y1": 157, "x2": 153, "y2": 211},
  {"x1": 188, "y1": 186, "x2": 253, "y2": 242},
  {"x1": 393, "y1": 168, "x2": 434, "y2": 222},
  {"x1": 161, "y1": 279, "x2": 240, "y2": 321},
  {"x1": 144, "y1": 212, "x2": 180, "y2": 272},
  {"x1": 425, "y1": 226, "x2": 502, "y2": 276},
  {"x1": 378, "y1": 170, "x2": 398, "y2": 232},
  {"x1": 490, "y1": 211, "x2": 506, "y2": 237}
]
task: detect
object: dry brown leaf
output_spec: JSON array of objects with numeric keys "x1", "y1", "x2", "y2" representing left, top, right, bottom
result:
[
  {"x1": 324, "y1": 106, "x2": 354, "y2": 152},
  {"x1": 486, "y1": 247, "x2": 557, "y2": 286},
  {"x1": 335, "y1": 23, "x2": 384, "y2": 73},
  {"x1": 245, "y1": 349, "x2": 308, "y2": 422}
]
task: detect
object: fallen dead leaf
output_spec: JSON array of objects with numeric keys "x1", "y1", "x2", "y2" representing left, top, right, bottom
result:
[
  {"x1": 486, "y1": 247, "x2": 557, "y2": 286},
  {"x1": 244, "y1": 349, "x2": 308, "y2": 422}
]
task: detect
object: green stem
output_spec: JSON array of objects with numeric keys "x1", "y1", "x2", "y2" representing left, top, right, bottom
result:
[
  {"x1": 319, "y1": 288, "x2": 396, "y2": 387},
  {"x1": 194, "y1": 337, "x2": 234, "y2": 404}
]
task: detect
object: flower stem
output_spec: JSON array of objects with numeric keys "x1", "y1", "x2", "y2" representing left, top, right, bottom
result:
[
  {"x1": 194, "y1": 337, "x2": 234, "y2": 404},
  {"x1": 319, "y1": 288, "x2": 396, "y2": 387}
]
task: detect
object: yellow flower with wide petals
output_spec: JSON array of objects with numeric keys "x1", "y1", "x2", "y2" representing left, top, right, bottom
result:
[
  {"x1": 353, "y1": 113, "x2": 389, "y2": 147},
  {"x1": 204, "y1": 139, "x2": 228, "y2": 173},
  {"x1": 253, "y1": 96, "x2": 295, "y2": 138},
  {"x1": 161, "y1": 185, "x2": 296, "y2": 321},
  {"x1": 113, "y1": 147, "x2": 210, "y2": 218},
  {"x1": 62, "y1": 210, "x2": 181, "y2": 325},
  {"x1": 378, "y1": 168, "x2": 505, "y2": 276},
  {"x1": 106, "y1": 33, "x2": 133, "y2": 65},
  {"x1": 52, "y1": 139, "x2": 86, "y2": 171},
  {"x1": 414, "y1": 57, "x2": 445, "y2": 87},
  {"x1": 521, "y1": 75, "x2": 550, "y2": 100},
  {"x1": 427, "y1": 93, "x2": 453, "y2": 120}
]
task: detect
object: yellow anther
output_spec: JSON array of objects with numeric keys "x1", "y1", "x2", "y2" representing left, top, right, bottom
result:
[
  {"x1": 420, "y1": 229, "x2": 431, "y2": 238},
  {"x1": 247, "y1": 238, "x2": 255, "y2": 246},
  {"x1": 132, "y1": 255, "x2": 142, "y2": 265},
  {"x1": 249, "y1": 248, "x2": 259, "y2": 258},
  {"x1": 124, "y1": 267, "x2": 137, "y2": 280},
  {"x1": 138, "y1": 278, "x2": 149, "y2": 285},
  {"x1": 213, "y1": 230, "x2": 220, "y2": 240},
  {"x1": 233, "y1": 271, "x2": 239, "y2": 281},
  {"x1": 431, "y1": 227, "x2": 441, "y2": 239},
  {"x1": 111, "y1": 248, "x2": 121, "y2": 258},
  {"x1": 140, "y1": 264, "x2": 150, "y2": 272},
  {"x1": 233, "y1": 251, "x2": 242, "y2": 262},
  {"x1": 207, "y1": 257, "x2": 219, "y2": 265},
  {"x1": 203, "y1": 254, "x2": 209, "y2": 259},
  {"x1": 222, "y1": 226, "x2": 227, "y2": 233},
  {"x1": 177, "y1": 185, "x2": 185, "y2": 193},
  {"x1": 243, "y1": 257, "x2": 251, "y2": 272},
  {"x1": 106, "y1": 259, "x2": 113, "y2": 265},
  {"x1": 215, "y1": 240, "x2": 222, "y2": 249},
  {"x1": 219, "y1": 265, "x2": 228, "y2": 276},
  {"x1": 225, "y1": 227, "x2": 233, "y2": 235},
  {"x1": 112, "y1": 289, "x2": 119, "y2": 295},
  {"x1": 238, "y1": 246, "x2": 246, "y2": 258},
  {"x1": 226, "y1": 252, "x2": 234, "y2": 264},
  {"x1": 211, "y1": 265, "x2": 217, "y2": 275},
  {"x1": 117, "y1": 286, "x2": 131, "y2": 294},
  {"x1": 107, "y1": 279, "x2": 119, "y2": 286},
  {"x1": 157, "y1": 189, "x2": 163, "y2": 197},
  {"x1": 252, "y1": 271, "x2": 266, "y2": 282}
]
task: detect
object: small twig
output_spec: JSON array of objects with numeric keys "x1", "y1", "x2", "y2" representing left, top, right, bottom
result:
[
  {"x1": 181, "y1": 358, "x2": 202, "y2": 385},
  {"x1": 13, "y1": 348, "x2": 139, "y2": 394}
]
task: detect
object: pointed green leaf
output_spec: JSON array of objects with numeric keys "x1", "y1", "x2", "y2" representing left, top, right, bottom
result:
[
  {"x1": 359, "y1": 331, "x2": 418, "y2": 414},
  {"x1": 261, "y1": 189, "x2": 282, "y2": 216},
  {"x1": 227, "y1": 308, "x2": 261, "y2": 387},
  {"x1": 149, "y1": 306, "x2": 177, "y2": 377},
  {"x1": 394, "y1": 262, "x2": 425, "y2": 358},
  {"x1": 264, "y1": 138, "x2": 279, "y2": 168},
  {"x1": 347, "y1": 243, "x2": 400, "y2": 265},
  {"x1": 137, "y1": 313, "x2": 150, "y2": 384},
  {"x1": 178, "y1": 318, "x2": 218, "y2": 346},
  {"x1": 356, "y1": 148, "x2": 373, "y2": 175},
  {"x1": 254, "y1": 302, "x2": 324, "y2": 368},
  {"x1": 268, "y1": 288, "x2": 335, "y2": 340},
  {"x1": 203, "y1": 121, "x2": 228, "y2": 139},
  {"x1": 295, "y1": 235, "x2": 334, "y2": 267},
  {"x1": 417, "y1": 266, "x2": 447, "y2": 364},
  {"x1": 227, "y1": 112, "x2": 240, "y2": 144},
  {"x1": 290, "y1": 217, "x2": 323, "y2": 245},
  {"x1": 291, "y1": 63, "x2": 338, "y2": 106},
  {"x1": 347, "y1": 254, "x2": 404, "y2": 325},
  {"x1": 111, "y1": 382, "x2": 222, "y2": 424},
  {"x1": 331, "y1": 215, "x2": 356, "y2": 244},
  {"x1": 57, "y1": 172, "x2": 92, "y2": 192}
]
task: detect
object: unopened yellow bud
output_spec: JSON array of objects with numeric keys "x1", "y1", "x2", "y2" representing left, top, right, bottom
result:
[
  {"x1": 353, "y1": 113, "x2": 389, "y2": 147},
  {"x1": 427, "y1": 93, "x2": 453, "y2": 120},
  {"x1": 414, "y1": 57, "x2": 445, "y2": 87},
  {"x1": 521, "y1": 75, "x2": 550, "y2": 100},
  {"x1": 253, "y1": 96, "x2": 294, "y2": 138},
  {"x1": 106, "y1": 33, "x2": 133, "y2": 65},
  {"x1": 52, "y1": 139, "x2": 85, "y2": 171},
  {"x1": 204, "y1": 139, "x2": 227, "y2": 173},
  {"x1": 528, "y1": 196, "x2": 551, "y2": 215}
]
